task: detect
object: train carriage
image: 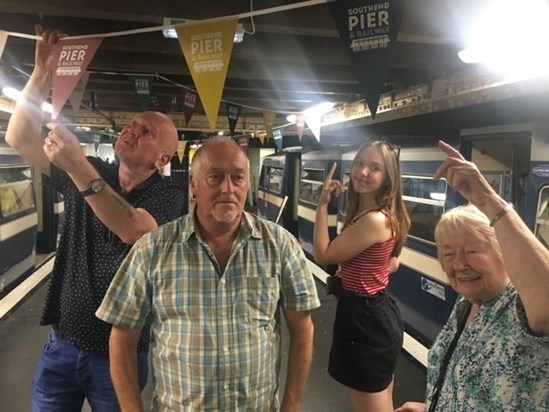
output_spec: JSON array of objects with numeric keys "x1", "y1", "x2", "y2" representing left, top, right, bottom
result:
[
  {"x1": 298, "y1": 150, "x2": 342, "y2": 275},
  {"x1": 0, "y1": 145, "x2": 38, "y2": 298},
  {"x1": 256, "y1": 148, "x2": 301, "y2": 238}
]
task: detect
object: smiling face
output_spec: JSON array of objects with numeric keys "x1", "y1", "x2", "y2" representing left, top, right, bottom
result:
[
  {"x1": 435, "y1": 205, "x2": 510, "y2": 304},
  {"x1": 438, "y1": 235, "x2": 509, "y2": 303},
  {"x1": 350, "y1": 145, "x2": 387, "y2": 195},
  {"x1": 190, "y1": 139, "x2": 250, "y2": 226}
]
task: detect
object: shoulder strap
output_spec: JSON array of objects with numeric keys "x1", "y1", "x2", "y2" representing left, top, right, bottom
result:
[{"x1": 428, "y1": 301, "x2": 472, "y2": 412}]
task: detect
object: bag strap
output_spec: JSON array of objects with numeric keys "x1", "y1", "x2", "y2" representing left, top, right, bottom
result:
[{"x1": 428, "y1": 301, "x2": 472, "y2": 412}]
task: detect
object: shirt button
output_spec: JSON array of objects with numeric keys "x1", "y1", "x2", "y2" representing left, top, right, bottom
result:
[
  {"x1": 221, "y1": 279, "x2": 226, "y2": 284},
  {"x1": 224, "y1": 383, "x2": 229, "y2": 390},
  {"x1": 223, "y1": 346, "x2": 229, "y2": 352}
]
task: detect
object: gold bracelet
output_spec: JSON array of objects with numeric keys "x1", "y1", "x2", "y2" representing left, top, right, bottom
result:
[{"x1": 489, "y1": 203, "x2": 514, "y2": 227}]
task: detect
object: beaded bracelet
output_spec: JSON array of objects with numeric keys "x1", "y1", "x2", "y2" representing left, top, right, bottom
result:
[{"x1": 489, "y1": 203, "x2": 514, "y2": 227}]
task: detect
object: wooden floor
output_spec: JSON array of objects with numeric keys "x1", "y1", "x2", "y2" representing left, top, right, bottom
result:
[{"x1": 0, "y1": 262, "x2": 426, "y2": 411}]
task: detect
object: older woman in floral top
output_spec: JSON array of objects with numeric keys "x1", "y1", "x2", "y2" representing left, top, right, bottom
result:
[{"x1": 395, "y1": 141, "x2": 549, "y2": 412}]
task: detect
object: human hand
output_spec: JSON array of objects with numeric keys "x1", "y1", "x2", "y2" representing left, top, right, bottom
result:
[
  {"x1": 394, "y1": 401, "x2": 426, "y2": 412},
  {"x1": 43, "y1": 122, "x2": 87, "y2": 173},
  {"x1": 319, "y1": 162, "x2": 343, "y2": 206},
  {"x1": 34, "y1": 25, "x2": 67, "y2": 75},
  {"x1": 434, "y1": 140, "x2": 499, "y2": 210}
]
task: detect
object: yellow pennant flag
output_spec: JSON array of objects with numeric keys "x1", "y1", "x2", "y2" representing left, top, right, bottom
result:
[
  {"x1": 0, "y1": 32, "x2": 7, "y2": 60},
  {"x1": 177, "y1": 140, "x2": 187, "y2": 164},
  {"x1": 258, "y1": 133, "x2": 266, "y2": 146},
  {"x1": 176, "y1": 19, "x2": 238, "y2": 130}
]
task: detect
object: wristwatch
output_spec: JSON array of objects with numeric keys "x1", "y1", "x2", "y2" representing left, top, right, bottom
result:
[{"x1": 80, "y1": 178, "x2": 106, "y2": 197}]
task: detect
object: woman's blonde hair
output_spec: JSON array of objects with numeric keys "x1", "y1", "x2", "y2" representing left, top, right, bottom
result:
[
  {"x1": 434, "y1": 204, "x2": 502, "y2": 262},
  {"x1": 344, "y1": 140, "x2": 410, "y2": 256}
]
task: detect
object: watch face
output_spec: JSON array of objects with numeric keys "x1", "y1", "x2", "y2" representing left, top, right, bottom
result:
[{"x1": 91, "y1": 179, "x2": 105, "y2": 192}]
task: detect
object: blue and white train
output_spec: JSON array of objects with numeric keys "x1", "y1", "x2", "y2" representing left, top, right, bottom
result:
[{"x1": 258, "y1": 122, "x2": 549, "y2": 348}]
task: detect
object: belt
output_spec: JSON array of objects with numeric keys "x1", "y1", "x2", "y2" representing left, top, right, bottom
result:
[{"x1": 336, "y1": 287, "x2": 387, "y2": 305}]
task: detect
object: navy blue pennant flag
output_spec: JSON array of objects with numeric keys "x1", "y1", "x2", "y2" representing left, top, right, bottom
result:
[
  {"x1": 226, "y1": 102, "x2": 242, "y2": 137},
  {"x1": 329, "y1": 0, "x2": 405, "y2": 118},
  {"x1": 129, "y1": 76, "x2": 153, "y2": 111}
]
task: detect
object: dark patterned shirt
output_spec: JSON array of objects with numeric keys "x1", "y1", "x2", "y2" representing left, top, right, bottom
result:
[
  {"x1": 426, "y1": 284, "x2": 549, "y2": 411},
  {"x1": 40, "y1": 156, "x2": 184, "y2": 354}
]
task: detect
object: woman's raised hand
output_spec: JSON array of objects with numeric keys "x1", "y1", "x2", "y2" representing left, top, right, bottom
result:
[{"x1": 319, "y1": 162, "x2": 343, "y2": 206}]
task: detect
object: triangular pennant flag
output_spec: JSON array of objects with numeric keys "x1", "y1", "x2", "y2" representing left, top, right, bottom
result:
[
  {"x1": 129, "y1": 76, "x2": 153, "y2": 112},
  {"x1": 226, "y1": 102, "x2": 242, "y2": 137},
  {"x1": 296, "y1": 114, "x2": 305, "y2": 141},
  {"x1": 258, "y1": 133, "x2": 266, "y2": 146},
  {"x1": 69, "y1": 71, "x2": 89, "y2": 114},
  {"x1": 0, "y1": 32, "x2": 8, "y2": 60},
  {"x1": 272, "y1": 127, "x2": 283, "y2": 151},
  {"x1": 304, "y1": 113, "x2": 321, "y2": 141},
  {"x1": 183, "y1": 89, "x2": 198, "y2": 126},
  {"x1": 236, "y1": 135, "x2": 249, "y2": 154},
  {"x1": 263, "y1": 111, "x2": 275, "y2": 142},
  {"x1": 328, "y1": 0, "x2": 405, "y2": 118},
  {"x1": 177, "y1": 140, "x2": 187, "y2": 164},
  {"x1": 52, "y1": 37, "x2": 103, "y2": 119},
  {"x1": 176, "y1": 19, "x2": 238, "y2": 129}
]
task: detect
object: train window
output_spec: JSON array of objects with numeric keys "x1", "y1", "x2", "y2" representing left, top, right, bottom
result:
[
  {"x1": 402, "y1": 175, "x2": 447, "y2": 244},
  {"x1": 340, "y1": 171, "x2": 351, "y2": 217},
  {"x1": 0, "y1": 166, "x2": 35, "y2": 217},
  {"x1": 267, "y1": 167, "x2": 283, "y2": 194},
  {"x1": 300, "y1": 167, "x2": 324, "y2": 204},
  {"x1": 534, "y1": 186, "x2": 549, "y2": 249}
]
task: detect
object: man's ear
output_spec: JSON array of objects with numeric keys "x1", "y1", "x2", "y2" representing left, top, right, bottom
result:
[
  {"x1": 155, "y1": 152, "x2": 172, "y2": 169},
  {"x1": 190, "y1": 174, "x2": 198, "y2": 198}
]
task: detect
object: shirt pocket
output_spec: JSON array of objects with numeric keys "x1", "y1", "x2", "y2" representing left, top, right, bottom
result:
[{"x1": 242, "y1": 276, "x2": 279, "y2": 326}]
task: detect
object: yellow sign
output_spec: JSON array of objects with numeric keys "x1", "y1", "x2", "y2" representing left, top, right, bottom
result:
[{"x1": 176, "y1": 19, "x2": 238, "y2": 130}]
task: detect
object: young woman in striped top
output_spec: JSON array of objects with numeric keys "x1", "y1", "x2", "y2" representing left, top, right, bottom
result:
[{"x1": 314, "y1": 139, "x2": 410, "y2": 412}]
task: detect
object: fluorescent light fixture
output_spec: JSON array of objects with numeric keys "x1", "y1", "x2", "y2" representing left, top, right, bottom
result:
[
  {"x1": 163, "y1": 18, "x2": 245, "y2": 43},
  {"x1": 2, "y1": 86, "x2": 52, "y2": 113},
  {"x1": 458, "y1": 0, "x2": 549, "y2": 80},
  {"x1": 303, "y1": 101, "x2": 334, "y2": 116},
  {"x1": 234, "y1": 24, "x2": 245, "y2": 44},
  {"x1": 286, "y1": 114, "x2": 297, "y2": 123}
]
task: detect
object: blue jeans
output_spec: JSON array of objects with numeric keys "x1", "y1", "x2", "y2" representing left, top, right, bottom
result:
[{"x1": 31, "y1": 329, "x2": 148, "y2": 412}]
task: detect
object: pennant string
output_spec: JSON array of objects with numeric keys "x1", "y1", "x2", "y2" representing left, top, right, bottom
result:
[{"x1": 0, "y1": 0, "x2": 330, "y2": 41}]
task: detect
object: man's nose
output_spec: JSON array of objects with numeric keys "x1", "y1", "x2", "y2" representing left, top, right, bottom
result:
[{"x1": 220, "y1": 175, "x2": 235, "y2": 193}]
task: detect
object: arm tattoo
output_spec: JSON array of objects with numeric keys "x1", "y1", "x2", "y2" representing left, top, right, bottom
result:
[{"x1": 111, "y1": 194, "x2": 134, "y2": 218}]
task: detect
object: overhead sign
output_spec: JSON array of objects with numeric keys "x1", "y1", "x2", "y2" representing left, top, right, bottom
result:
[{"x1": 329, "y1": 0, "x2": 405, "y2": 118}]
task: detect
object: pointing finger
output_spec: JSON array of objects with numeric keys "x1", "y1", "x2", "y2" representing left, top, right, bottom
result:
[
  {"x1": 326, "y1": 162, "x2": 337, "y2": 181},
  {"x1": 438, "y1": 140, "x2": 463, "y2": 160}
]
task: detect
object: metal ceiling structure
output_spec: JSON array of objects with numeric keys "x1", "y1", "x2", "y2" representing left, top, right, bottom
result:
[{"x1": 0, "y1": 0, "x2": 547, "y2": 138}]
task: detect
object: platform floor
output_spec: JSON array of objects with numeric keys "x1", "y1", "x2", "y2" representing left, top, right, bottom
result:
[{"x1": 0, "y1": 264, "x2": 426, "y2": 411}]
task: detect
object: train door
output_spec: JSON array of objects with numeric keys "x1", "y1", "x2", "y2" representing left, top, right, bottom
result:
[
  {"x1": 390, "y1": 145, "x2": 456, "y2": 347},
  {"x1": 461, "y1": 124, "x2": 533, "y2": 225},
  {"x1": 298, "y1": 150, "x2": 341, "y2": 274},
  {"x1": 0, "y1": 147, "x2": 38, "y2": 297}
]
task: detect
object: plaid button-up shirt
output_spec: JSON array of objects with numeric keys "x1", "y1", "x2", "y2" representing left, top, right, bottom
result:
[{"x1": 97, "y1": 212, "x2": 320, "y2": 411}]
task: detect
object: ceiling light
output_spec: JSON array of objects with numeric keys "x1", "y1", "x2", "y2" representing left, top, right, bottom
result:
[
  {"x1": 163, "y1": 18, "x2": 245, "y2": 44},
  {"x1": 286, "y1": 114, "x2": 297, "y2": 123}
]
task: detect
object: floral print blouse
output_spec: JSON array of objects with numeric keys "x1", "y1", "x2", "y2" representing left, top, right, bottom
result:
[{"x1": 425, "y1": 284, "x2": 549, "y2": 411}]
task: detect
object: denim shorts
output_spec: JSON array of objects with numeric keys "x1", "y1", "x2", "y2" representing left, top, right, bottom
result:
[{"x1": 328, "y1": 289, "x2": 404, "y2": 392}]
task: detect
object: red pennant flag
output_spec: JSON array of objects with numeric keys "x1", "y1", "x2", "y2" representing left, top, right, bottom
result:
[{"x1": 52, "y1": 37, "x2": 103, "y2": 119}]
